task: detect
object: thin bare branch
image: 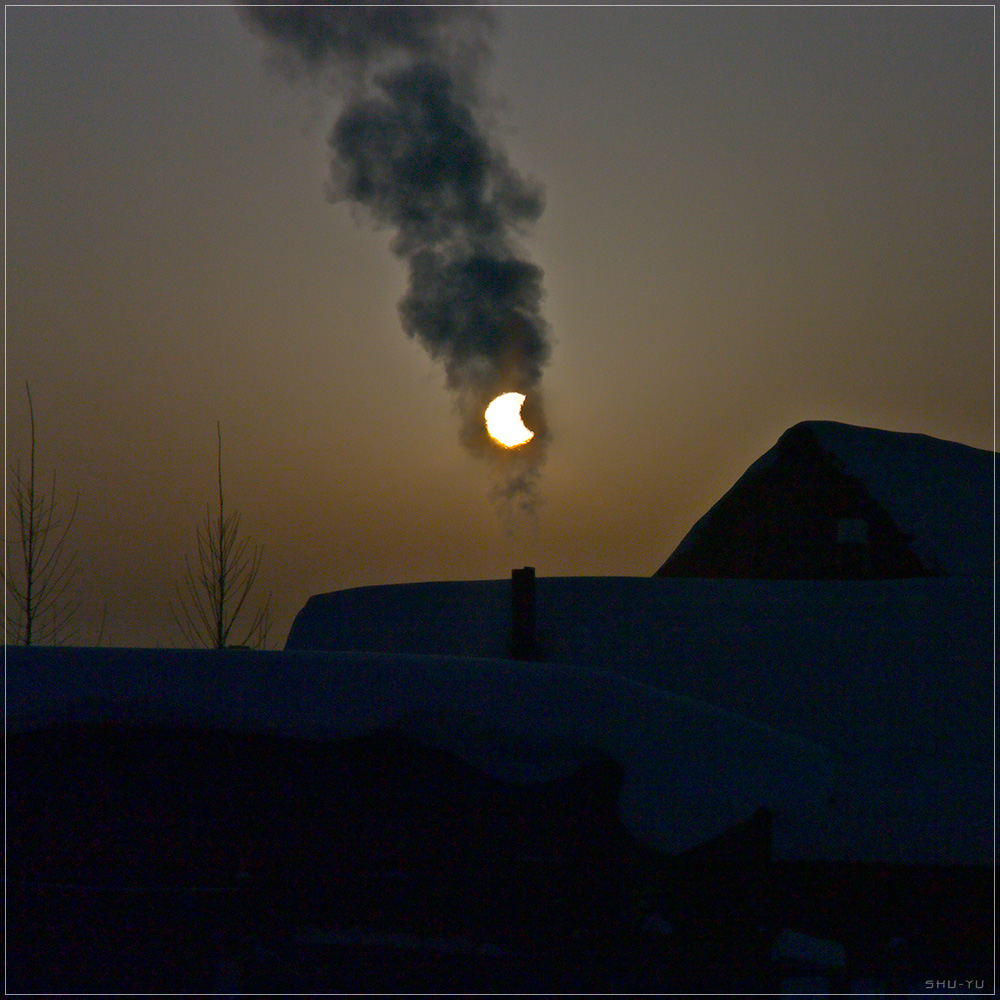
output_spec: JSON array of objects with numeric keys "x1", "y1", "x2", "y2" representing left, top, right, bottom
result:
[
  {"x1": 170, "y1": 423, "x2": 271, "y2": 649},
  {"x1": 4, "y1": 383, "x2": 83, "y2": 646}
]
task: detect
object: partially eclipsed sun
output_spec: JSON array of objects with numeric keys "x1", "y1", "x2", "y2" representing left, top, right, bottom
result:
[{"x1": 485, "y1": 392, "x2": 534, "y2": 448}]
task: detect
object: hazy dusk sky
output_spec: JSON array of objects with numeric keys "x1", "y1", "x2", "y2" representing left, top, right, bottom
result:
[{"x1": 5, "y1": 3, "x2": 994, "y2": 647}]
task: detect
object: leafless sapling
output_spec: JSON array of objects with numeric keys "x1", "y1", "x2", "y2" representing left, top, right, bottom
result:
[
  {"x1": 171, "y1": 422, "x2": 271, "y2": 649},
  {"x1": 4, "y1": 384, "x2": 81, "y2": 645}
]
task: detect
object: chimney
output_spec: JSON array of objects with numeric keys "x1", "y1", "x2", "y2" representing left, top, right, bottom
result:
[{"x1": 509, "y1": 566, "x2": 536, "y2": 660}]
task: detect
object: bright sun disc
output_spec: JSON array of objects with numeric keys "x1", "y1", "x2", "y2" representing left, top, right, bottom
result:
[{"x1": 485, "y1": 392, "x2": 534, "y2": 448}]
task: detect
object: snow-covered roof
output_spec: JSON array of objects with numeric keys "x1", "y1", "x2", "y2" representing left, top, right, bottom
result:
[
  {"x1": 807, "y1": 421, "x2": 993, "y2": 575},
  {"x1": 673, "y1": 421, "x2": 994, "y2": 575},
  {"x1": 283, "y1": 575, "x2": 992, "y2": 865},
  {"x1": 7, "y1": 646, "x2": 835, "y2": 860}
]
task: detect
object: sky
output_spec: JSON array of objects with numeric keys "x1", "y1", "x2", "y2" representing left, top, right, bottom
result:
[{"x1": 4, "y1": 2, "x2": 994, "y2": 648}]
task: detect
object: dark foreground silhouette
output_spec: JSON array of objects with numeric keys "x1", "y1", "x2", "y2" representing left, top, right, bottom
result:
[{"x1": 7, "y1": 725, "x2": 992, "y2": 993}]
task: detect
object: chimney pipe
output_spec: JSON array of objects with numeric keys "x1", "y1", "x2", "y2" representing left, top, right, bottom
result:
[{"x1": 510, "y1": 566, "x2": 536, "y2": 660}]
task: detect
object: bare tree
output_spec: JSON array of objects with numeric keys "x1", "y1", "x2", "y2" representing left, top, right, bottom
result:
[
  {"x1": 171, "y1": 422, "x2": 271, "y2": 649},
  {"x1": 4, "y1": 383, "x2": 80, "y2": 645}
]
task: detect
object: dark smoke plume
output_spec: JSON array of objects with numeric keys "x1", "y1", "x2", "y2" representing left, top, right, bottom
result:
[{"x1": 241, "y1": 2, "x2": 550, "y2": 506}]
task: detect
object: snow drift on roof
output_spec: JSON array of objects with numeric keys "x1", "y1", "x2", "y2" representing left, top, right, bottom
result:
[
  {"x1": 7, "y1": 646, "x2": 835, "y2": 860},
  {"x1": 283, "y1": 574, "x2": 992, "y2": 864}
]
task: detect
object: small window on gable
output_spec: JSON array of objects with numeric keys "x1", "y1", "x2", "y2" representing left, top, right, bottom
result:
[{"x1": 837, "y1": 517, "x2": 868, "y2": 544}]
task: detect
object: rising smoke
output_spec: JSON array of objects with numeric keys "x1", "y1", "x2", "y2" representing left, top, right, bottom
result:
[{"x1": 240, "y1": 2, "x2": 550, "y2": 507}]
